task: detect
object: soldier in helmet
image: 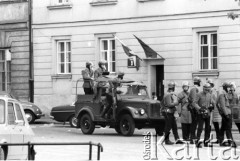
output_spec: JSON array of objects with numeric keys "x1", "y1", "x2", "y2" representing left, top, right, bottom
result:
[
  {"x1": 189, "y1": 76, "x2": 201, "y2": 144},
  {"x1": 193, "y1": 83, "x2": 214, "y2": 147},
  {"x1": 162, "y1": 81, "x2": 183, "y2": 145},
  {"x1": 178, "y1": 81, "x2": 191, "y2": 141},
  {"x1": 206, "y1": 79, "x2": 221, "y2": 143},
  {"x1": 94, "y1": 60, "x2": 107, "y2": 79},
  {"x1": 217, "y1": 81, "x2": 235, "y2": 147},
  {"x1": 81, "y1": 61, "x2": 94, "y2": 94}
]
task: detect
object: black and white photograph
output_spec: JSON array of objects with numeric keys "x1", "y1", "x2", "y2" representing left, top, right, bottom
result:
[{"x1": 1, "y1": 0, "x2": 240, "y2": 160}]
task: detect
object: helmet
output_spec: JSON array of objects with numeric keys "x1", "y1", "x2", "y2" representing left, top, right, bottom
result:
[
  {"x1": 182, "y1": 81, "x2": 190, "y2": 87},
  {"x1": 206, "y1": 79, "x2": 214, "y2": 87},
  {"x1": 168, "y1": 81, "x2": 176, "y2": 88},
  {"x1": 222, "y1": 81, "x2": 231, "y2": 88},
  {"x1": 203, "y1": 83, "x2": 211, "y2": 89},
  {"x1": 193, "y1": 77, "x2": 201, "y2": 83},
  {"x1": 230, "y1": 82, "x2": 237, "y2": 89},
  {"x1": 86, "y1": 61, "x2": 93, "y2": 66},
  {"x1": 117, "y1": 71, "x2": 125, "y2": 76},
  {"x1": 98, "y1": 60, "x2": 107, "y2": 66}
]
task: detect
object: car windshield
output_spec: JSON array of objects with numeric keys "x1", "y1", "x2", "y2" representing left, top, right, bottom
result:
[
  {"x1": 0, "y1": 99, "x2": 5, "y2": 124},
  {"x1": 117, "y1": 84, "x2": 148, "y2": 98}
]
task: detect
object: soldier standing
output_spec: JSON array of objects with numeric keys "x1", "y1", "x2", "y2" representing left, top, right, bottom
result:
[
  {"x1": 81, "y1": 61, "x2": 94, "y2": 95},
  {"x1": 189, "y1": 77, "x2": 201, "y2": 144},
  {"x1": 94, "y1": 60, "x2": 107, "y2": 79},
  {"x1": 193, "y1": 83, "x2": 214, "y2": 147},
  {"x1": 229, "y1": 82, "x2": 240, "y2": 134},
  {"x1": 163, "y1": 81, "x2": 183, "y2": 145},
  {"x1": 207, "y1": 79, "x2": 221, "y2": 143},
  {"x1": 217, "y1": 82, "x2": 235, "y2": 147},
  {"x1": 178, "y1": 81, "x2": 191, "y2": 141}
]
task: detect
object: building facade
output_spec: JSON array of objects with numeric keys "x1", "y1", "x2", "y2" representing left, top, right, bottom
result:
[
  {"x1": 32, "y1": 0, "x2": 240, "y2": 112},
  {"x1": 0, "y1": 0, "x2": 30, "y2": 101}
]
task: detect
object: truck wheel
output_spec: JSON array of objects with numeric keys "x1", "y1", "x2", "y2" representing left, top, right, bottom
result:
[
  {"x1": 80, "y1": 114, "x2": 95, "y2": 134},
  {"x1": 119, "y1": 114, "x2": 135, "y2": 136},
  {"x1": 25, "y1": 111, "x2": 36, "y2": 124},
  {"x1": 69, "y1": 115, "x2": 78, "y2": 128},
  {"x1": 0, "y1": 148, "x2": 5, "y2": 160},
  {"x1": 114, "y1": 124, "x2": 121, "y2": 135}
]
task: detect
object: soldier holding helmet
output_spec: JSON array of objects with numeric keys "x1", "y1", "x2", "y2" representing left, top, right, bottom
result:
[{"x1": 178, "y1": 81, "x2": 191, "y2": 141}]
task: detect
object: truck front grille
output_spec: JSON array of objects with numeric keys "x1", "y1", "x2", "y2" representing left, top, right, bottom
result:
[{"x1": 149, "y1": 103, "x2": 161, "y2": 118}]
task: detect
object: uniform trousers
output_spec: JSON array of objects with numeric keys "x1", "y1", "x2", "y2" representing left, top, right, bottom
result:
[
  {"x1": 164, "y1": 112, "x2": 179, "y2": 141},
  {"x1": 181, "y1": 123, "x2": 191, "y2": 140},
  {"x1": 219, "y1": 116, "x2": 233, "y2": 143},
  {"x1": 197, "y1": 114, "x2": 211, "y2": 142}
]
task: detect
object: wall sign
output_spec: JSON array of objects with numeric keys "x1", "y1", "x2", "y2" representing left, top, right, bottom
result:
[{"x1": 127, "y1": 56, "x2": 137, "y2": 68}]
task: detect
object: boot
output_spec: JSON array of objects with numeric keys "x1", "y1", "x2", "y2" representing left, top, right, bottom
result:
[
  {"x1": 175, "y1": 139, "x2": 184, "y2": 144},
  {"x1": 165, "y1": 140, "x2": 174, "y2": 145}
]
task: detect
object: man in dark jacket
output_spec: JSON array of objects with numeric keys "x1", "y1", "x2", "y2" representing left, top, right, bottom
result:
[
  {"x1": 192, "y1": 83, "x2": 214, "y2": 147},
  {"x1": 189, "y1": 77, "x2": 201, "y2": 144},
  {"x1": 94, "y1": 60, "x2": 107, "y2": 79},
  {"x1": 163, "y1": 81, "x2": 183, "y2": 145},
  {"x1": 81, "y1": 61, "x2": 94, "y2": 94}
]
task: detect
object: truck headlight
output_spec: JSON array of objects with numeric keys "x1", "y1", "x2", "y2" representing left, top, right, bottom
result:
[{"x1": 140, "y1": 109, "x2": 145, "y2": 115}]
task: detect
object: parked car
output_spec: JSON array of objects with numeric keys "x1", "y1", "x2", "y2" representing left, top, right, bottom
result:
[
  {"x1": 50, "y1": 103, "x2": 78, "y2": 127},
  {"x1": 75, "y1": 76, "x2": 165, "y2": 136},
  {"x1": 0, "y1": 91, "x2": 44, "y2": 124},
  {"x1": 0, "y1": 96, "x2": 35, "y2": 160}
]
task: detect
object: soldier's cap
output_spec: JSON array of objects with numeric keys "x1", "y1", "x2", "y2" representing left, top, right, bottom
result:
[
  {"x1": 86, "y1": 61, "x2": 93, "y2": 66},
  {"x1": 222, "y1": 81, "x2": 231, "y2": 87},
  {"x1": 117, "y1": 71, "x2": 125, "y2": 76},
  {"x1": 193, "y1": 76, "x2": 201, "y2": 83},
  {"x1": 182, "y1": 81, "x2": 190, "y2": 87},
  {"x1": 203, "y1": 83, "x2": 211, "y2": 88},
  {"x1": 98, "y1": 59, "x2": 107, "y2": 65},
  {"x1": 230, "y1": 82, "x2": 237, "y2": 89},
  {"x1": 206, "y1": 79, "x2": 214, "y2": 85},
  {"x1": 168, "y1": 81, "x2": 176, "y2": 88}
]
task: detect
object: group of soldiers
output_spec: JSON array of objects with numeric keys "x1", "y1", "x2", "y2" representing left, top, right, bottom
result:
[{"x1": 162, "y1": 77, "x2": 239, "y2": 147}]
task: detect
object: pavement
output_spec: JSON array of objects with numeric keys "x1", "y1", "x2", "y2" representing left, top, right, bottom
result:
[{"x1": 30, "y1": 117, "x2": 240, "y2": 161}]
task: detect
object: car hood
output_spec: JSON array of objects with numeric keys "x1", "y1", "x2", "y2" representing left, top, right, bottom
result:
[
  {"x1": 119, "y1": 97, "x2": 160, "y2": 104},
  {"x1": 51, "y1": 105, "x2": 75, "y2": 111}
]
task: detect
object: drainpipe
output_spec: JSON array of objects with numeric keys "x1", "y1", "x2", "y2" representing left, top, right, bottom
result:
[{"x1": 28, "y1": 0, "x2": 34, "y2": 102}]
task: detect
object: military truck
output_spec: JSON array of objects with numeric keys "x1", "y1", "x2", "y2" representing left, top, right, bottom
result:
[{"x1": 75, "y1": 76, "x2": 165, "y2": 136}]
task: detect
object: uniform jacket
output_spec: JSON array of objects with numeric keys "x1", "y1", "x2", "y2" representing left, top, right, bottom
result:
[
  {"x1": 94, "y1": 67, "x2": 106, "y2": 79},
  {"x1": 192, "y1": 91, "x2": 214, "y2": 116},
  {"x1": 228, "y1": 92, "x2": 240, "y2": 122},
  {"x1": 189, "y1": 85, "x2": 200, "y2": 108},
  {"x1": 211, "y1": 89, "x2": 222, "y2": 122},
  {"x1": 178, "y1": 91, "x2": 191, "y2": 123},
  {"x1": 82, "y1": 68, "x2": 94, "y2": 88},
  {"x1": 217, "y1": 91, "x2": 231, "y2": 116},
  {"x1": 163, "y1": 92, "x2": 178, "y2": 113}
]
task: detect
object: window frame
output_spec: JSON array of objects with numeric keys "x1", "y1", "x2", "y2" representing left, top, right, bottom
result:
[
  {"x1": 100, "y1": 38, "x2": 116, "y2": 72},
  {"x1": 56, "y1": 40, "x2": 72, "y2": 74},
  {"x1": 0, "y1": 50, "x2": 11, "y2": 92},
  {"x1": 0, "y1": 99, "x2": 5, "y2": 124},
  {"x1": 199, "y1": 32, "x2": 218, "y2": 71},
  {"x1": 14, "y1": 103, "x2": 25, "y2": 125},
  {"x1": 7, "y1": 102, "x2": 16, "y2": 125}
]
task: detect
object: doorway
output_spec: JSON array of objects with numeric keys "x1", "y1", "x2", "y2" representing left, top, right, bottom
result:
[{"x1": 156, "y1": 65, "x2": 164, "y2": 100}]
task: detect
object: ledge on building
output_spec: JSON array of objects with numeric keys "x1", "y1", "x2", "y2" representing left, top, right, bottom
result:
[
  {"x1": 51, "y1": 74, "x2": 72, "y2": 79},
  {"x1": 192, "y1": 70, "x2": 219, "y2": 77},
  {"x1": 47, "y1": 4, "x2": 72, "y2": 10},
  {"x1": 137, "y1": 0, "x2": 164, "y2": 2},
  {"x1": 90, "y1": 0, "x2": 118, "y2": 6}
]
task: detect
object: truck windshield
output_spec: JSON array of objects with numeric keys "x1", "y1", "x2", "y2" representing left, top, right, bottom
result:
[
  {"x1": 117, "y1": 85, "x2": 148, "y2": 97},
  {"x1": 0, "y1": 99, "x2": 5, "y2": 124}
]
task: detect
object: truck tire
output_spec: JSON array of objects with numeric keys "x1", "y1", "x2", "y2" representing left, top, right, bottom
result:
[
  {"x1": 114, "y1": 124, "x2": 121, "y2": 135},
  {"x1": 80, "y1": 114, "x2": 95, "y2": 134},
  {"x1": 69, "y1": 115, "x2": 78, "y2": 128},
  {"x1": 0, "y1": 148, "x2": 5, "y2": 160},
  {"x1": 25, "y1": 110, "x2": 36, "y2": 124},
  {"x1": 119, "y1": 114, "x2": 135, "y2": 136}
]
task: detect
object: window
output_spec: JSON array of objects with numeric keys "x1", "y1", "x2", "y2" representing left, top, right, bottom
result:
[
  {"x1": 199, "y1": 33, "x2": 217, "y2": 70},
  {"x1": 57, "y1": 40, "x2": 71, "y2": 74},
  {"x1": 0, "y1": 50, "x2": 11, "y2": 92},
  {"x1": 90, "y1": 0, "x2": 118, "y2": 6},
  {"x1": 8, "y1": 102, "x2": 15, "y2": 125},
  {"x1": 57, "y1": 0, "x2": 70, "y2": 4},
  {"x1": 100, "y1": 39, "x2": 116, "y2": 72},
  {"x1": 15, "y1": 103, "x2": 24, "y2": 123},
  {"x1": 0, "y1": 99, "x2": 5, "y2": 124}
]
